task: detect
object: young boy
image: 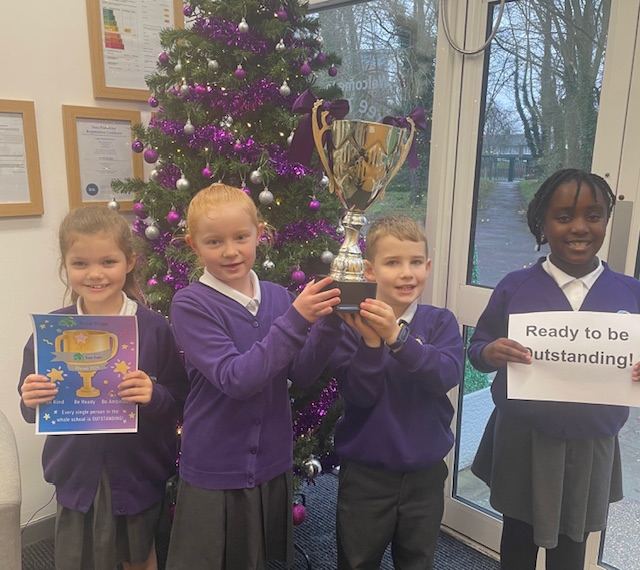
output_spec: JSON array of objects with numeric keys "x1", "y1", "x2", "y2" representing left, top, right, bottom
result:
[{"x1": 331, "y1": 214, "x2": 463, "y2": 570}]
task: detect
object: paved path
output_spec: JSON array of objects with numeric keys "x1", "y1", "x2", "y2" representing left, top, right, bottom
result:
[{"x1": 474, "y1": 181, "x2": 547, "y2": 287}]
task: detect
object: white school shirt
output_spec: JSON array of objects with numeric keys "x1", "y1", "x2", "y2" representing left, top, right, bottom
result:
[
  {"x1": 542, "y1": 256, "x2": 604, "y2": 311},
  {"x1": 199, "y1": 268, "x2": 261, "y2": 316}
]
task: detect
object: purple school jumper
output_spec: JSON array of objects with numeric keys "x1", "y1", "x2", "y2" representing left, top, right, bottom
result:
[
  {"x1": 19, "y1": 304, "x2": 189, "y2": 515},
  {"x1": 169, "y1": 280, "x2": 342, "y2": 490},
  {"x1": 332, "y1": 304, "x2": 463, "y2": 471},
  {"x1": 468, "y1": 259, "x2": 636, "y2": 439}
]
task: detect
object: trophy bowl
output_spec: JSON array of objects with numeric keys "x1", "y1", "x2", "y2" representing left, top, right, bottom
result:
[{"x1": 312, "y1": 100, "x2": 415, "y2": 311}]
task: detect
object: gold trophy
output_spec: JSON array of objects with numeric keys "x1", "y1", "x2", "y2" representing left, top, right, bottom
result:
[
  {"x1": 54, "y1": 330, "x2": 118, "y2": 398},
  {"x1": 312, "y1": 100, "x2": 416, "y2": 310}
]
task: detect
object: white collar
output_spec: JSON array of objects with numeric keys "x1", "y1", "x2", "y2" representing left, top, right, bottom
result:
[
  {"x1": 76, "y1": 291, "x2": 138, "y2": 316},
  {"x1": 199, "y1": 268, "x2": 261, "y2": 314},
  {"x1": 396, "y1": 300, "x2": 419, "y2": 325},
  {"x1": 542, "y1": 255, "x2": 603, "y2": 290}
]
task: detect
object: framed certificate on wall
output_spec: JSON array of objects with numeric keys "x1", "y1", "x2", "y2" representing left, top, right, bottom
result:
[
  {"x1": 86, "y1": 0, "x2": 184, "y2": 101},
  {"x1": 62, "y1": 105, "x2": 143, "y2": 210},
  {"x1": 0, "y1": 99, "x2": 44, "y2": 217}
]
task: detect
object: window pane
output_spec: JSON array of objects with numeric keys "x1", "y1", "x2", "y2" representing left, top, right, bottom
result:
[{"x1": 315, "y1": 0, "x2": 437, "y2": 223}]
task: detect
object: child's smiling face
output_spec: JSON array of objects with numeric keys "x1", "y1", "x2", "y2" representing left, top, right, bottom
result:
[{"x1": 542, "y1": 180, "x2": 608, "y2": 278}]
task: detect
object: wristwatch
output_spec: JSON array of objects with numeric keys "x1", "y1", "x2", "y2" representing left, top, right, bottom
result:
[{"x1": 386, "y1": 321, "x2": 410, "y2": 352}]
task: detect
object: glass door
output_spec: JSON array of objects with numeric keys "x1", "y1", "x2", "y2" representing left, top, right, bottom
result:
[{"x1": 430, "y1": 1, "x2": 640, "y2": 567}]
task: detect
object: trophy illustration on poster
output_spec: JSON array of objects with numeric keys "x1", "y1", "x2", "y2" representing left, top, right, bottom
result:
[
  {"x1": 54, "y1": 330, "x2": 118, "y2": 398},
  {"x1": 312, "y1": 100, "x2": 415, "y2": 310}
]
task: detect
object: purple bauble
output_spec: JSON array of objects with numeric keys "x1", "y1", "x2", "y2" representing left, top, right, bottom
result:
[
  {"x1": 182, "y1": 5, "x2": 192, "y2": 16},
  {"x1": 276, "y1": 9, "x2": 288, "y2": 21},
  {"x1": 148, "y1": 96, "x2": 159, "y2": 108},
  {"x1": 147, "y1": 278, "x2": 158, "y2": 287},
  {"x1": 308, "y1": 199, "x2": 321, "y2": 213},
  {"x1": 201, "y1": 167, "x2": 212, "y2": 178},
  {"x1": 328, "y1": 65, "x2": 338, "y2": 77},
  {"x1": 300, "y1": 63, "x2": 312, "y2": 76},
  {"x1": 195, "y1": 84, "x2": 206, "y2": 95},
  {"x1": 158, "y1": 52, "x2": 169, "y2": 66},
  {"x1": 291, "y1": 269, "x2": 306, "y2": 283},
  {"x1": 234, "y1": 66, "x2": 246, "y2": 80},
  {"x1": 234, "y1": 140, "x2": 244, "y2": 152},
  {"x1": 167, "y1": 210, "x2": 181, "y2": 226},
  {"x1": 143, "y1": 148, "x2": 159, "y2": 164},
  {"x1": 241, "y1": 185, "x2": 251, "y2": 196},
  {"x1": 131, "y1": 140, "x2": 144, "y2": 153},
  {"x1": 292, "y1": 503, "x2": 306, "y2": 526},
  {"x1": 316, "y1": 52, "x2": 327, "y2": 64},
  {"x1": 133, "y1": 202, "x2": 148, "y2": 218}
]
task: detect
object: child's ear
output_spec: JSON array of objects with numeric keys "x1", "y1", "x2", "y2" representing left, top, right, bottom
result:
[
  {"x1": 364, "y1": 259, "x2": 376, "y2": 282},
  {"x1": 126, "y1": 254, "x2": 136, "y2": 274},
  {"x1": 256, "y1": 223, "x2": 265, "y2": 243},
  {"x1": 425, "y1": 257, "x2": 432, "y2": 279},
  {"x1": 185, "y1": 234, "x2": 197, "y2": 252}
]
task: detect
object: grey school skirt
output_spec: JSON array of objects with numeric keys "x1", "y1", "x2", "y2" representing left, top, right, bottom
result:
[
  {"x1": 472, "y1": 409, "x2": 622, "y2": 549},
  {"x1": 165, "y1": 470, "x2": 294, "y2": 570},
  {"x1": 55, "y1": 470, "x2": 161, "y2": 570}
]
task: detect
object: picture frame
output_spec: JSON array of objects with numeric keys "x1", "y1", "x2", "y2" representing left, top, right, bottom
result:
[
  {"x1": 0, "y1": 99, "x2": 44, "y2": 217},
  {"x1": 86, "y1": 0, "x2": 184, "y2": 101},
  {"x1": 62, "y1": 105, "x2": 143, "y2": 210}
]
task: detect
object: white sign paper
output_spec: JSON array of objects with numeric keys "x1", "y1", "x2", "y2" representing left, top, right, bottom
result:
[
  {"x1": 507, "y1": 311, "x2": 640, "y2": 407},
  {"x1": 0, "y1": 112, "x2": 30, "y2": 203}
]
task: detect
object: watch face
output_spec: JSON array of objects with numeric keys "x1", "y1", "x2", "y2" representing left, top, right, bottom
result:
[{"x1": 398, "y1": 324, "x2": 410, "y2": 343}]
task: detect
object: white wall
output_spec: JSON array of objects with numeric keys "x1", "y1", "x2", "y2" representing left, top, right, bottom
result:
[{"x1": 1, "y1": 1, "x2": 148, "y2": 527}]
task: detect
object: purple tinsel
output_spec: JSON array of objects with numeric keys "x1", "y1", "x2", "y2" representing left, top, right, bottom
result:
[
  {"x1": 293, "y1": 378, "x2": 339, "y2": 439},
  {"x1": 156, "y1": 163, "x2": 182, "y2": 190},
  {"x1": 193, "y1": 17, "x2": 269, "y2": 55},
  {"x1": 274, "y1": 219, "x2": 341, "y2": 249}
]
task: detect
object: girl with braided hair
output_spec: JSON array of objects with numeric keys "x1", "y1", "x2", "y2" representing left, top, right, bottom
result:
[{"x1": 468, "y1": 168, "x2": 640, "y2": 570}]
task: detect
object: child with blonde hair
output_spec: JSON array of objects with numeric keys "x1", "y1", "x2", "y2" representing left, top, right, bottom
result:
[{"x1": 166, "y1": 183, "x2": 342, "y2": 569}]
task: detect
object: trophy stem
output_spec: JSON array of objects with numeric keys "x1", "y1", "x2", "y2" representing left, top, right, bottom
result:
[
  {"x1": 76, "y1": 371, "x2": 101, "y2": 398},
  {"x1": 330, "y1": 211, "x2": 367, "y2": 282}
]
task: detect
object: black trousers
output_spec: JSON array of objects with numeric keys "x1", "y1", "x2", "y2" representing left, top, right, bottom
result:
[
  {"x1": 336, "y1": 459, "x2": 448, "y2": 570},
  {"x1": 500, "y1": 516, "x2": 588, "y2": 570}
]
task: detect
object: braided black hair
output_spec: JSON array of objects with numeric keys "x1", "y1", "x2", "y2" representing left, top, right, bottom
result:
[{"x1": 526, "y1": 168, "x2": 616, "y2": 250}]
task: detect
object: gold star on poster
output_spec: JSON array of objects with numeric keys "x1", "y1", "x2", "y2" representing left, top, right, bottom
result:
[
  {"x1": 113, "y1": 360, "x2": 131, "y2": 375},
  {"x1": 121, "y1": 344, "x2": 128, "y2": 350},
  {"x1": 47, "y1": 368, "x2": 65, "y2": 382},
  {"x1": 129, "y1": 412, "x2": 135, "y2": 419},
  {"x1": 43, "y1": 413, "x2": 51, "y2": 420},
  {"x1": 39, "y1": 324, "x2": 47, "y2": 329}
]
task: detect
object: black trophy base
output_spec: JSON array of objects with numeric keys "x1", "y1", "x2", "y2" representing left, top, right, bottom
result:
[{"x1": 319, "y1": 276, "x2": 377, "y2": 312}]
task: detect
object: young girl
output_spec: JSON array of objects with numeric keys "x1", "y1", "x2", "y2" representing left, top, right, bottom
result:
[
  {"x1": 165, "y1": 183, "x2": 342, "y2": 569},
  {"x1": 19, "y1": 206, "x2": 189, "y2": 570},
  {"x1": 468, "y1": 168, "x2": 640, "y2": 570}
]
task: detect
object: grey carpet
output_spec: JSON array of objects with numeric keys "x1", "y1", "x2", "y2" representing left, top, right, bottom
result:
[{"x1": 22, "y1": 474, "x2": 499, "y2": 569}]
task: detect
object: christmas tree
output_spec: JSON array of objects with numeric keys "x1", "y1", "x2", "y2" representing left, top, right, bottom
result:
[{"x1": 112, "y1": 0, "x2": 347, "y2": 476}]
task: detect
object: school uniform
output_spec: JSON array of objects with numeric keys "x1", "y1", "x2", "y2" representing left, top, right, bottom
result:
[
  {"x1": 331, "y1": 301, "x2": 464, "y2": 570},
  {"x1": 19, "y1": 295, "x2": 188, "y2": 569},
  {"x1": 469, "y1": 257, "x2": 638, "y2": 550},
  {"x1": 167, "y1": 270, "x2": 342, "y2": 569}
]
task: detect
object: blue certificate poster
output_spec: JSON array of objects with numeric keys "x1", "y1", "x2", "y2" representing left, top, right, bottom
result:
[{"x1": 31, "y1": 314, "x2": 139, "y2": 435}]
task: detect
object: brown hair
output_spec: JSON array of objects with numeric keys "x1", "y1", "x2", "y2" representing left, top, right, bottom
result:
[
  {"x1": 187, "y1": 183, "x2": 260, "y2": 239},
  {"x1": 365, "y1": 214, "x2": 428, "y2": 261},
  {"x1": 58, "y1": 206, "x2": 143, "y2": 304}
]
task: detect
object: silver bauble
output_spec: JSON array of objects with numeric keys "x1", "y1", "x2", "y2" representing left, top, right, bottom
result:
[
  {"x1": 249, "y1": 169, "x2": 263, "y2": 184},
  {"x1": 145, "y1": 225, "x2": 160, "y2": 240},
  {"x1": 176, "y1": 176, "x2": 191, "y2": 191},
  {"x1": 183, "y1": 120, "x2": 195, "y2": 135},
  {"x1": 303, "y1": 456, "x2": 322, "y2": 480},
  {"x1": 287, "y1": 131, "x2": 294, "y2": 146},
  {"x1": 335, "y1": 224, "x2": 345, "y2": 237},
  {"x1": 320, "y1": 174, "x2": 330, "y2": 188},
  {"x1": 276, "y1": 39, "x2": 286, "y2": 52},
  {"x1": 262, "y1": 259, "x2": 275, "y2": 272},
  {"x1": 279, "y1": 81, "x2": 291, "y2": 97},
  {"x1": 321, "y1": 250, "x2": 334, "y2": 264},
  {"x1": 238, "y1": 17, "x2": 249, "y2": 33},
  {"x1": 208, "y1": 59, "x2": 219, "y2": 71},
  {"x1": 108, "y1": 199, "x2": 120, "y2": 211},
  {"x1": 174, "y1": 62, "x2": 183, "y2": 73},
  {"x1": 149, "y1": 169, "x2": 159, "y2": 181},
  {"x1": 180, "y1": 83, "x2": 190, "y2": 95},
  {"x1": 258, "y1": 188, "x2": 274, "y2": 205},
  {"x1": 317, "y1": 35, "x2": 324, "y2": 45}
]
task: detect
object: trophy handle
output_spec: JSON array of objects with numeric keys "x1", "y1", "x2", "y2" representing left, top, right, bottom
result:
[
  {"x1": 106, "y1": 333, "x2": 118, "y2": 360},
  {"x1": 55, "y1": 335, "x2": 63, "y2": 353},
  {"x1": 380, "y1": 117, "x2": 416, "y2": 199},
  {"x1": 311, "y1": 100, "x2": 338, "y2": 195}
]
